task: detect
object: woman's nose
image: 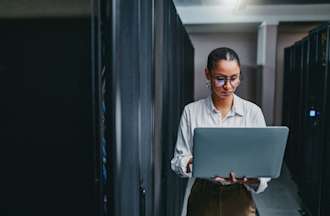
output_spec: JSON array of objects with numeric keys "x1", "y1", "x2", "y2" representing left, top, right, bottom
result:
[{"x1": 223, "y1": 80, "x2": 231, "y2": 89}]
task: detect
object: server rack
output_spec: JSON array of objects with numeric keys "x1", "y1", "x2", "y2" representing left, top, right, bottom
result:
[
  {"x1": 320, "y1": 22, "x2": 330, "y2": 216},
  {"x1": 282, "y1": 47, "x2": 291, "y2": 128},
  {"x1": 284, "y1": 43, "x2": 298, "y2": 180},
  {"x1": 153, "y1": 1, "x2": 194, "y2": 215},
  {"x1": 1, "y1": 16, "x2": 105, "y2": 216},
  {"x1": 283, "y1": 46, "x2": 291, "y2": 169},
  {"x1": 294, "y1": 40, "x2": 305, "y2": 186},
  {"x1": 301, "y1": 24, "x2": 329, "y2": 216},
  {"x1": 109, "y1": 0, "x2": 194, "y2": 215},
  {"x1": 283, "y1": 22, "x2": 330, "y2": 216},
  {"x1": 283, "y1": 43, "x2": 302, "y2": 183},
  {"x1": 296, "y1": 36, "x2": 310, "y2": 190}
]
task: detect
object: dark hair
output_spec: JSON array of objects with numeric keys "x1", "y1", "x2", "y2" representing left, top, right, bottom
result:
[{"x1": 207, "y1": 47, "x2": 241, "y2": 71}]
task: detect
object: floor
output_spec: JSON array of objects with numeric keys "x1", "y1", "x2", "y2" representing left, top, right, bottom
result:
[{"x1": 253, "y1": 164, "x2": 304, "y2": 216}]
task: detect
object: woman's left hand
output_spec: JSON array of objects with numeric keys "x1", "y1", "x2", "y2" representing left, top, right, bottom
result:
[{"x1": 213, "y1": 172, "x2": 260, "y2": 185}]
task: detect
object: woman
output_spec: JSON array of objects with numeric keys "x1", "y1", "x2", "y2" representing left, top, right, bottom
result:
[{"x1": 171, "y1": 47, "x2": 270, "y2": 216}]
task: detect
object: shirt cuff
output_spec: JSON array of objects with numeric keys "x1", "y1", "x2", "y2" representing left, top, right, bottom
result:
[
  {"x1": 179, "y1": 156, "x2": 192, "y2": 178},
  {"x1": 245, "y1": 177, "x2": 271, "y2": 194}
]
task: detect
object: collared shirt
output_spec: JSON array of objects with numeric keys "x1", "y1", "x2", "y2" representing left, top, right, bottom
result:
[{"x1": 170, "y1": 94, "x2": 271, "y2": 215}]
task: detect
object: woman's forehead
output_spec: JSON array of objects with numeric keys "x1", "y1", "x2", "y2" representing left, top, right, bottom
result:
[{"x1": 211, "y1": 60, "x2": 240, "y2": 76}]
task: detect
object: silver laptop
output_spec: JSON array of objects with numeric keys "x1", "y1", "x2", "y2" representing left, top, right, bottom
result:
[{"x1": 192, "y1": 127, "x2": 289, "y2": 178}]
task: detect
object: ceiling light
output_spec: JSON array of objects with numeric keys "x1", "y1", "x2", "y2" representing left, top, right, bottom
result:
[{"x1": 221, "y1": 0, "x2": 233, "y2": 5}]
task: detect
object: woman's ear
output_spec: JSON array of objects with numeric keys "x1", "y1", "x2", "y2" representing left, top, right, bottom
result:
[
  {"x1": 205, "y1": 68, "x2": 211, "y2": 88},
  {"x1": 204, "y1": 68, "x2": 211, "y2": 81}
]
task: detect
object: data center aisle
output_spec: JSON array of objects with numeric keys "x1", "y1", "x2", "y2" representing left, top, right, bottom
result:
[{"x1": 253, "y1": 164, "x2": 303, "y2": 216}]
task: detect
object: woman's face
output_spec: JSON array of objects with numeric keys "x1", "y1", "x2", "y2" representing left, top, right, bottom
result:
[{"x1": 205, "y1": 59, "x2": 240, "y2": 100}]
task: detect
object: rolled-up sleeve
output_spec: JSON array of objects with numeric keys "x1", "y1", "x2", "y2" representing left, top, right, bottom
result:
[
  {"x1": 245, "y1": 177, "x2": 271, "y2": 194},
  {"x1": 171, "y1": 107, "x2": 193, "y2": 178},
  {"x1": 252, "y1": 106, "x2": 267, "y2": 127}
]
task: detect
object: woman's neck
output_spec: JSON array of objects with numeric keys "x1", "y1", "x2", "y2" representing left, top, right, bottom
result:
[{"x1": 211, "y1": 93, "x2": 234, "y2": 112}]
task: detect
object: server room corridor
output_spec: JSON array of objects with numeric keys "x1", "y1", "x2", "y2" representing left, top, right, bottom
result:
[{"x1": 1, "y1": 0, "x2": 330, "y2": 216}]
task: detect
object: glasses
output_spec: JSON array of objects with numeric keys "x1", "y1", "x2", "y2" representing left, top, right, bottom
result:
[{"x1": 212, "y1": 75, "x2": 240, "y2": 87}]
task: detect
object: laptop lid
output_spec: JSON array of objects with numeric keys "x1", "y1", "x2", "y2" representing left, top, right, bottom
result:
[{"x1": 192, "y1": 127, "x2": 289, "y2": 178}]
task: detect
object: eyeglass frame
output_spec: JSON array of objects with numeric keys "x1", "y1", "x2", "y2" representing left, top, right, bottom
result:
[{"x1": 210, "y1": 73, "x2": 241, "y2": 87}]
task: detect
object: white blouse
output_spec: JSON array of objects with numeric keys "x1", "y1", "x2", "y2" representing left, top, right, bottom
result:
[{"x1": 171, "y1": 94, "x2": 271, "y2": 216}]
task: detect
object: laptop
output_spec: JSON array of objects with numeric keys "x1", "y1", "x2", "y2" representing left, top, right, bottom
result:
[{"x1": 192, "y1": 127, "x2": 289, "y2": 178}]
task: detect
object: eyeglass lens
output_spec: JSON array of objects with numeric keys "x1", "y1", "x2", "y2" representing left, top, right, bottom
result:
[{"x1": 214, "y1": 76, "x2": 239, "y2": 87}]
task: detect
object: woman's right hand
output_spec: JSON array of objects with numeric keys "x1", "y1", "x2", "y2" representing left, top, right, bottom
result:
[{"x1": 186, "y1": 158, "x2": 193, "y2": 173}]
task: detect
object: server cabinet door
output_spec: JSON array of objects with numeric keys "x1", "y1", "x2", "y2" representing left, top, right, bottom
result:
[
  {"x1": 109, "y1": 0, "x2": 141, "y2": 215},
  {"x1": 282, "y1": 47, "x2": 291, "y2": 127},
  {"x1": 320, "y1": 23, "x2": 330, "y2": 216},
  {"x1": 296, "y1": 37, "x2": 310, "y2": 191},
  {"x1": 289, "y1": 42, "x2": 303, "y2": 181},
  {"x1": 136, "y1": 0, "x2": 154, "y2": 215},
  {"x1": 301, "y1": 24, "x2": 328, "y2": 216}
]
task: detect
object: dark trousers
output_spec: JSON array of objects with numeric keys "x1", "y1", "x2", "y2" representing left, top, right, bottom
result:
[{"x1": 187, "y1": 179, "x2": 257, "y2": 216}]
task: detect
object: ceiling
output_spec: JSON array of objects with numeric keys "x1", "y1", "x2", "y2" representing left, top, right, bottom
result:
[
  {"x1": 174, "y1": 0, "x2": 330, "y2": 25},
  {"x1": 185, "y1": 23, "x2": 260, "y2": 33},
  {"x1": 184, "y1": 21, "x2": 323, "y2": 33},
  {"x1": 174, "y1": 0, "x2": 330, "y2": 6}
]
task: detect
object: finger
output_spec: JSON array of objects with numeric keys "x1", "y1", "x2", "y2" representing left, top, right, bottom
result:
[
  {"x1": 229, "y1": 172, "x2": 237, "y2": 183},
  {"x1": 186, "y1": 159, "x2": 193, "y2": 173},
  {"x1": 229, "y1": 172, "x2": 236, "y2": 179},
  {"x1": 213, "y1": 176, "x2": 230, "y2": 185},
  {"x1": 213, "y1": 176, "x2": 226, "y2": 182},
  {"x1": 239, "y1": 177, "x2": 248, "y2": 184}
]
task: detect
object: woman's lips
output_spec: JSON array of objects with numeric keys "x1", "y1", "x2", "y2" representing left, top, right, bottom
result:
[{"x1": 221, "y1": 92, "x2": 233, "y2": 96}]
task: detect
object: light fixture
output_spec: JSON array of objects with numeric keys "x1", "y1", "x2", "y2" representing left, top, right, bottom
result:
[
  {"x1": 214, "y1": 0, "x2": 238, "y2": 7},
  {"x1": 214, "y1": 0, "x2": 246, "y2": 11},
  {"x1": 221, "y1": 0, "x2": 234, "y2": 5}
]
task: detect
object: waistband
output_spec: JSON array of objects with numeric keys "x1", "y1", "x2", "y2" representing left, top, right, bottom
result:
[{"x1": 194, "y1": 178, "x2": 246, "y2": 192}]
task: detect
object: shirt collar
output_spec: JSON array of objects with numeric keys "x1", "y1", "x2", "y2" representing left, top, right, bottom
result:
[
  {"x1": 206, "y1": 94, "x2": 244, "y2": 116},
  {"x1": 206, "y1": 95, "x2": 219, "y2": 113},
  {"x1": 232, "y1": 94, "x2": 244, "y2": 116}
]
